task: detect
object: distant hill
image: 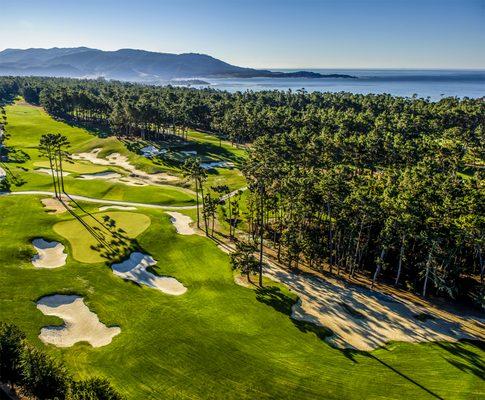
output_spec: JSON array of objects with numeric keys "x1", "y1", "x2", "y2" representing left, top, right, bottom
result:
[{"x1": 0, "y1": 47, "x2": 355, "y2": 82}]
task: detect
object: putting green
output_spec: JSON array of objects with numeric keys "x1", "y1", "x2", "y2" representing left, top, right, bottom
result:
[{"x1": 53, "y1": 211, "x2": 151, "y2": 263}]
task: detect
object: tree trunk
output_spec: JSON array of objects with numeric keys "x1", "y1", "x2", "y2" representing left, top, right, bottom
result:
[
  {"x1": 395, "y1": 235, "x2": 405, "y2": 286},
  {"x1": 47, "y1": 151, "x2": 58, "y2": 198},
  {"x1": 371, "y1": 247, "x2": 386, "y2": 289},
  {"x1": 422, "y1": 245, "x2": 434, "y2": 297},
  {"x1": 199, "y1": 180, "x2": 208, "y2": 236},
  {"x1": 53, "y1": 153, "x2": 62, "y2": 198},
  {"x1": 228, "y1": 195, "x2": 233, "y2": 238},
  {"x1": 327, "y1": 202, "x2": 333, "y2": 268},
  {"x1": 351, "y1": 219, "x2": 364, "y2": 277},
  {"x1": 479, "y1": 248, "x2": 484, "y2": 285},
  {"x1": 58, "y1": 148, "x2": 66, "y2": 194},
  {"x1": 195, "y1": 179, "x2": 200, "y2": 228}
]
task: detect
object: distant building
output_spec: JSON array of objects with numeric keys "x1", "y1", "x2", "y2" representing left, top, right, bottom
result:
[{"x1": 140, "y1": 145, "x2": 163, "y2": 158}]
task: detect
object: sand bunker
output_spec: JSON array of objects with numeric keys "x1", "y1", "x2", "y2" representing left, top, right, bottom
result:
[
  {"x1": 111, "y1": 252, "x2": 187, "y2": 295},
  {"x1": 77, "y1": 171, "x2": 151, "y2": 187},
  {"x1": 37, "y1": 295, "x2": 120, "y2": 347},
  {"x1": 41, "y1": 197, "x2": 71, "y2": 214},
  {"x1": 166, "y1": 212, "x2": 195, "y2": 235},
  {"x1": 77, "y1": 169, "x2": 148, "y2": 187},
  {"x1": 72, "y1": 148, "x2": 178, "y2": 185},
  {"x1": 0, "y1": 166, "x2": 6, "y2": 179},
  {"x1": 99, "y1": 205, "x2": 137, "y2": 211},
  {"x1": 78, "y1": 171, "x2": 122, "y2": 180},
  {"x1": 31, "y1": 238, "x2": 67, "y2": 268},
  {"x1": 263, "y1": 263, "x2": 481, "y2": 351},
  {"x1": 35, "y1": 168, "x2": 71, "y2": 176}
]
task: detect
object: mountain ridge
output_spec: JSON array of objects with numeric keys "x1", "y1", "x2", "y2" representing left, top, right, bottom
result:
[{"x1": 0, "y1": 47, "x2": 355, "y2": 82}]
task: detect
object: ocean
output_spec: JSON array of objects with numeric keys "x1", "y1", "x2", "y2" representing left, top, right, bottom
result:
[{"x1": 192, "y1": 69, "x2": 485, "y2": 100}]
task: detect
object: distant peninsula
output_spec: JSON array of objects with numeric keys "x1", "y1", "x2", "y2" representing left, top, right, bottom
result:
[{"x1": 0, "y1": 47, "x2": 356, "y2": 82}]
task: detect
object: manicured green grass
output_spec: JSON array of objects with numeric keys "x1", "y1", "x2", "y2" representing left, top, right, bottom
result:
[
  {"x1": 4, "y1": 103, "x2": 196, "y2": 206},
  {"x1": 186, "y1": 130, "x2": 247, "y2": 160},
  {"x1": 17, "y1": 170, "x2": 196, "y2": 206},
  {"x1": 54, "y1": 211, "x2": 151, "y2": 263},
  {"x1": 184, "y1": 130, "x2": 247, "y2": 190},
  {"x1": 1, "y1": 101, "x2": 483, "y2": 399},
  {"x1": 206, "y1": 167, "x2": 246, "y2": 190},
  {"x1": 34, "y1": 160, "x2": 109, "y2": 174},
  {"x1": 0, "y1": 195, "x2": 483, "y2": 399},
  {"x1": 4, "y1": 102, "x2": 246, "y2": 198}
]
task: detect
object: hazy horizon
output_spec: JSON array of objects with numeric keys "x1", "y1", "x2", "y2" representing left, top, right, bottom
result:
[
  {"x1": 1, "y1": 0, "x2": 484, "y2": 69},
  {"x1": 1, "y1": 47, "x2": 485, "y2": 71}
]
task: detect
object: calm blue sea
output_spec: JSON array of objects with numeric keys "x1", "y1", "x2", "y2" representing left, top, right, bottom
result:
[{"x1": 194, "y1": 69, "x2": 485, "y2": 100}]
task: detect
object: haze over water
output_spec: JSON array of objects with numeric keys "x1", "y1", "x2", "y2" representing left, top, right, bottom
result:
[{"x1": 197, "y1": 69, "x2": 485, "y2": 100}]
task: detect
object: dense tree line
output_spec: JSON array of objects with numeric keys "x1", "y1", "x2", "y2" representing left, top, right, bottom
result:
[
  {"x1": 242, "y1": 100, "x2": 484, "y2": 304},
  {"x1": 0, "y1": 76, "x2": 483, "y2": 305},
  {"x1": 0, "y1": 322, "x2": 123, "y2": 399}
]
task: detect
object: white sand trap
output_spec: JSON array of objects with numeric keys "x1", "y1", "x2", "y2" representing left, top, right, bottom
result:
[
  {"x1": 37, "y1": 295, "x2": 120, "y2": 347},
  {"x1": 0, "y1": 166, "x2": 6, "y2": 179},
  {"x1": 41, "y1": 197, "x2": 71, "y2": 214},
  {"x1": 77, "y1": 170, "x2": 148, "y2": 187},
  {"x1": 32, "y1": 238, "x2": 67, "y2": 268},
  {"x1": 99, "y1": 205, "x2": 137, "y2": 211},
  {"x1": 111, "y1": 252, "x2": 187, "y2": 295},
  {"x1": 78, "y1": 171, "x2": 122, "y2": 180},
  {"x1": 263, "y1": 263, "x2": 482, "y2": 351},
  {"x1": 72, "y1": 148, "x2": 178, "y2": 184},
  {"x1": 35, "y1": 168, "x2": 71, "y2": 176},
  {"x1": 166, "y1": 212, "x2": 195, "y2": 235}
]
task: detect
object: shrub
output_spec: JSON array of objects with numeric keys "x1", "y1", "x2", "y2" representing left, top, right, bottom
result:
[
  {"x1": 20, "y1": 345, "x2": 72, "y2": 400},
  {"x1": 71, "y1": 377, "x2": 125, "y2": 400},
  {"x1": 0, "y1": 323, "x2": 124, "y2": 399},
  {"x1": 0, "y1": 322, "x2": 26, "y2": 387}
]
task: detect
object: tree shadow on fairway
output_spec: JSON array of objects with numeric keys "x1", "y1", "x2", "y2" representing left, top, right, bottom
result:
[
  {"x1": 171, "y1": 141, "x2": 244, "y2": 164},
  {"x1": 435, "y1": 340, "x2": 485, "y2": 380},
  {"x1": 256, "y1": 286, "x2": 294, "y2": 315},
  {"x1": 61, "y1": 193, "x2": 137, "y2": 262},
  {"x1": 62, "y1": 117, "x2": 112, "y2": 138},
  {"x1": 362, "y1": 352, "x2": 445, "y2": 400}
]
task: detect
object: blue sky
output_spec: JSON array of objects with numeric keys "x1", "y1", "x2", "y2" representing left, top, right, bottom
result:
[{"x1": 0, "y1": 0, "x2": 484, "y2": 68}]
